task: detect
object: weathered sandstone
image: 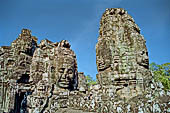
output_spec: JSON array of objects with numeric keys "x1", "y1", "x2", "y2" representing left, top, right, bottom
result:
[{"x1": 0, "y1": 8, "x2": 169, "y2": 113}]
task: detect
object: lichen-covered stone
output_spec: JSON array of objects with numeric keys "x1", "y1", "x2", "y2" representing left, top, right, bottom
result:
[
  {"x1": 0, "y1": 8, "x2": 169, "y2": 113},
  {"x1": 0, "y1": 29, "x2": 37, "y2": 112},
  {"x1": 96, "y1": 8, "x2": 152, "y2": 99}
]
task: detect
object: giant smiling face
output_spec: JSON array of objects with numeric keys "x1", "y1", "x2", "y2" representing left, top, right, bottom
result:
[{"x1": 56, "y1": 56, "x2": 77, "y2": 90}]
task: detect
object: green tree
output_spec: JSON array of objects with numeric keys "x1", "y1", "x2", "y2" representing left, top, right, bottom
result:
[
  {"x1": 150, "y1": 62, "x2": 170, "y2": 91},
  {"x1": 85, "y1": 75, "x2": 97, "y2": 88}
]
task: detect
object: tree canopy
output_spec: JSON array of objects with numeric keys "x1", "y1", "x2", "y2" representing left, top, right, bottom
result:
[
  {"x1": 85, "y1": 75, "x2": 97, "y2": 88},
  {"x1": 150, "y1": 62, "x2": 170, "y2": 91}
]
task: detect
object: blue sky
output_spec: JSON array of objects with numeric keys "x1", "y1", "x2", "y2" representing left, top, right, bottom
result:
[{"x1": 0, "y1": 0, "x2": 170, "y2": 79}]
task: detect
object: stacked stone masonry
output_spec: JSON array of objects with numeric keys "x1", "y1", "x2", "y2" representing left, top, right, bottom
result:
[{"x1": 0, "y1": 8, "x2": 169, "y2": 113}]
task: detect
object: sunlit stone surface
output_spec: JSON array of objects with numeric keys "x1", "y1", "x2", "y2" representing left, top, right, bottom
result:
[
  {"x1": 96, "y1": 8, "x2": 151, "y2": 99},
  {"x1": 0, "y1": 8, "x2": 169, "y2": 113}
]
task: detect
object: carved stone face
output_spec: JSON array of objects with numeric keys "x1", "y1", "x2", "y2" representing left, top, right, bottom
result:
[
  {"x1": 96, "y1": 56, "x2": 111, "y2": 71},
  {"x1": 96, "y1": 40, "x2": 112, "y2": 71},
  {"x1": 137, "y1": 50, "x2": 149, "y2": 69},
  {"x1": 56, "y1": 57, "x2": 77, "y2": 90}
]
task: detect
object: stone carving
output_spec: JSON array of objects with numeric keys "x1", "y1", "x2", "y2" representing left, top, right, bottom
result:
[
  {"x1": 0, "y1": 8, "x2": 170, "y2": 113},
  {"x1": 0, "y1": 29, "x2": 37, "y2": 113},
  {"x1": 96, "y1": 8, "x2": 152, "y2": 99},
  {"x1": 29, "y1": 39, "x2": 78, "y2": 90},
  {"x1": 55, "y1": 47, "x2": 78, "y2": 90}
]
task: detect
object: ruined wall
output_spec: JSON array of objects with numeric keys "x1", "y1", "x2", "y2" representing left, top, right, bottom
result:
[
  {"x1": 0, "y1": 29, "x2": 87, "y2": 113},
  {"x1": 0, "y1": 29, "x2": 37, "y2": 112}
]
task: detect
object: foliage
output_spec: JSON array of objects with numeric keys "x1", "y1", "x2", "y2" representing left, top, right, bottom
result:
[
  {"x1": 150, "y1": 62, "x2": 170, "y2": 91},
  {"x1": 85, "y1": 75, "x2": 97, "y2": 87}
]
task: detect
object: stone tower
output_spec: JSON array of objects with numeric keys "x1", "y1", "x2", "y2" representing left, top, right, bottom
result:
[
  {"x1": 0, "y1": 29, "x2": 37, "y2": 113},
  {"x1": 96, "y1": 8, "x2": 152, "y2": 98},
  {"x1": 0, "y1": 8, "x2": 169, "y2": 113}
]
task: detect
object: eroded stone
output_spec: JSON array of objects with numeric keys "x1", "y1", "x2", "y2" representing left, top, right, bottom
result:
[{"x1": 0, "y1": 8, "x2": 169, "y2": 113}]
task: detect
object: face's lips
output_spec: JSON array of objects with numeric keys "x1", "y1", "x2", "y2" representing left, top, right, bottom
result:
[
  {"x1": 58, "y1": 82, "x2": 70, "y2": 88},
  {"x1": 58, "y1": 79, "x2": 70, "y2": 84},
  {"x1": 143, "y1": 59, "x2": 149, "y2": 65},
  {"x1": 59, "y1": 81, "x2": 69, "y2": 84},
  {"x1": 59, "y1": 78, "x2": 70, "y2": 82}
]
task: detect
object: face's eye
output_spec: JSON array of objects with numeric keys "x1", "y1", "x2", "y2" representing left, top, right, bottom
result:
[
  {"x1": 68, "y1": 69, "x2": 73, "y2": 74},
  {"x1": 141, "y1": 51, "x2": 145, "y2": 55},
  {"x1": 58, "y1": 68, "x2": 64, "y2": 73}
]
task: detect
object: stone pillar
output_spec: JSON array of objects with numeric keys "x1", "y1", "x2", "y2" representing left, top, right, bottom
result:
[{"x1": 96, "y1": 8, "x2": 152, "y2": 99}]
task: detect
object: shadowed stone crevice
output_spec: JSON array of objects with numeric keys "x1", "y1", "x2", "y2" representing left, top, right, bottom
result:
[
  {"x1": 17, "y1": 74, "x2": 30, "y2": 84},
  {"x1": 14, "y1": 92, "x2": 29, "y2": 113}
]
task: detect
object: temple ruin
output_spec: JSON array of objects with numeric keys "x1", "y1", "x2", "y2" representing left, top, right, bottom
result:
[{"x1": 0, "y1": 8, "x2": 169, "y2": 113}]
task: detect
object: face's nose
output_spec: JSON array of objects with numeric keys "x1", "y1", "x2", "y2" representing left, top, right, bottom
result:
[
  {"x1": 144, "y1": 55, "x2": 148, "y2": 60},
  {"x1": 62, "y1": 69, "x2": 68, "y2": 79}
]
